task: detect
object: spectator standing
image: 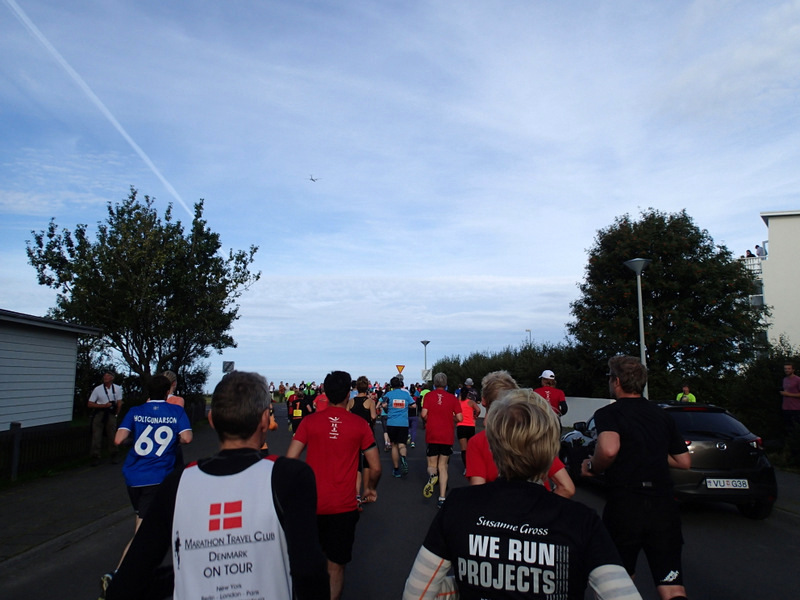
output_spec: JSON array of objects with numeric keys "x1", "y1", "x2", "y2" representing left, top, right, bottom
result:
[
  {"x1": 676, "y1": 384, "x2": 696, "y2": 403},
  {"x1": 781, "y1": 362, "x2": 800, "y2": 436},
  {"x1": 420, "y1": 372, "x2": 463, "y2": 507},
  {"x1": 288, "y1": 370, "x2": 381, "y2": 600},
  {"x1": 106, "y1": 371, "x2": 328, "y2": 600},
  {"x1": 582, "y1": 356, "x2": 691, "y2": 600},
  {"x1": 88, "y1": 372, "x2": 123, "y2": 465},
  {"x1": 755, "y1": 244, "x2": 767, "y2": 257}
]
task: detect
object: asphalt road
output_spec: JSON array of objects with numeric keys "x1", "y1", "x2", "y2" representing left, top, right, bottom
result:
[{"x1": 2, "y1": 402, "x2": 799, "y2": 599}]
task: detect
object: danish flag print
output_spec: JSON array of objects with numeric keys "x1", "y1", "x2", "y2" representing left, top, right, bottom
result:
[{"x1": 208, "y1": 500, "x2": 243, "y2": 531}]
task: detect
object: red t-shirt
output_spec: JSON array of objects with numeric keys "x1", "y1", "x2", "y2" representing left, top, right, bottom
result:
[
  {"x1": 293, "y1": 406, "x2": 376, "y2": 515},
  {"x1": 533, "y1": 386, "x2": 566, "y2": 415},
  {"x1": 423, "y1": 389, "x2": 462, "y2": 444},
  {"x1": 314, "y1": 394, "x2": 329, "y2": 412},
  {"x1": 465, "y1": 430, "x2": 564, "y2": 490}
]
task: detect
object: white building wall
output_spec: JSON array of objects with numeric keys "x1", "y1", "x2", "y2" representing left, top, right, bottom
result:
[
  {"x1": 761, "y1": 211, "x2": 800, "y2": 347},
  {"x1": 0, "y1": 322, "x2": 78, "y2": 429}
]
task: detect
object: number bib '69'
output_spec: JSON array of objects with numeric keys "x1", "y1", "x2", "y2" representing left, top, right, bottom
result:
[{"x1": 118, "y1": 400, "x2": 192, "y2": 487}]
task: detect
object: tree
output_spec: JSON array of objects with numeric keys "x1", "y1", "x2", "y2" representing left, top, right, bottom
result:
[
  {"x1": 568, "y1": 209, "x2": 767, "y2": 397},
  {"x1": 26, "y1": 187, "x2": 260, "y2": 386}
]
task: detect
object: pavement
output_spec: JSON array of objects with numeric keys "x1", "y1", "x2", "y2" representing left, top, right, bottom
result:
[{"x1": 2, "y1": 404, "x2": 800, "y2": 580}]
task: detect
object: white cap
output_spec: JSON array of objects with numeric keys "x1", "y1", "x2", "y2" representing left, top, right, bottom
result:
[{"x1": 539, "y1": 370, "x2": 555, "y2": 379}]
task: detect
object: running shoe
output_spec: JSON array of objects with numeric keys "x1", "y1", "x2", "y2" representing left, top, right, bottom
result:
[
  {"x1": 393, "y1": 468, "x2": 402, "y2": 478},
  {"x1": 410, "y1": 442, "x2": 415, "y2": 448},
  {"x1": 99, "y1": 572, "x2": 114, "y2": 599},
  {"x1": 400, "y1": 456, "x2": 409, "y2": 475},
  {"x1": 423, "y1": 473, "x2": 438, "y2": 498},
  {"x1": 437, "y1": 497, "x2": 446, "y2": 509}
]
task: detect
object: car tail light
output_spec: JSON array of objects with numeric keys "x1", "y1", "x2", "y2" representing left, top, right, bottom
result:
[{"x1": 749, "y1": 437, "x2": 763, "y2": 449}]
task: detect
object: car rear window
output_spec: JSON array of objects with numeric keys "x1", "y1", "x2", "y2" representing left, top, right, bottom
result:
[{"x1": 667, "y1": 410, "x2": 752, "y2": 437}]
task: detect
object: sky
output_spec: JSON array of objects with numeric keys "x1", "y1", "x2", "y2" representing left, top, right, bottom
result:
[{"x1": 2, "y1": 0, "x2": 799, "y2": 387}]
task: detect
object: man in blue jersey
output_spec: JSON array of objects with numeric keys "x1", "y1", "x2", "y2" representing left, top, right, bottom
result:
[
  {"x1": 383, "y1": 375, "x2": 414, "y2": 477},
  {"x1": 100, "y1": 375, "x2": 193, "y2": 596}
]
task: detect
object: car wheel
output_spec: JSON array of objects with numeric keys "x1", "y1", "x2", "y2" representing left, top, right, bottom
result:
[{"x1": 737, "y1": 498, "x2": 774, "y2": 520}]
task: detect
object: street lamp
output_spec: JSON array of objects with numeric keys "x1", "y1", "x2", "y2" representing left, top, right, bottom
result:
[
  {"x1": 421, "y1": 340, "x2": 430, "y2": 381},
  {"x1": 624, "y1": 258, "x2": 651, "y2": 398},
  {"x1": 525, "y1": 329, "x2": 532, "y2": 345}
]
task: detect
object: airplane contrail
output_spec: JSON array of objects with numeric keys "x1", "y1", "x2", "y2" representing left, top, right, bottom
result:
[{"x1": 4, "y1": 0, "x2": 194, "y2": 218}]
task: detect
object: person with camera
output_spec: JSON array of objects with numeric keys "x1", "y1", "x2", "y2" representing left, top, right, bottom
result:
[{"x1": 88, "y1": 372, "x2": 123, "y2": 465}]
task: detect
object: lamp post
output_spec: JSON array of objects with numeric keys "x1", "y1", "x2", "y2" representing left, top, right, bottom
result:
[
  {"x1": 624, "y1": 258, "x2": 651, "y2": 398},
  {"x1": 421, "y1": 340, "x2": 430, "y2": 381},
  {"x1": 525, "y1": 329, "x2": 532, "y2": 346}
]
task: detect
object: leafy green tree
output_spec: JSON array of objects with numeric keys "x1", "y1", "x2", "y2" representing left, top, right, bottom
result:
[
  {"x1": 568, "y1": 209, "x2": 767, "y2": 398},
  {"x1": 26, "y1": 187, "x2": 260, "y2": 386}
]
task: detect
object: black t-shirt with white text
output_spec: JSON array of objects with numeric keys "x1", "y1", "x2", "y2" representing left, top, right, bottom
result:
[{"x1": 422, "y1": 479, "x2": 622, "y2": 599}]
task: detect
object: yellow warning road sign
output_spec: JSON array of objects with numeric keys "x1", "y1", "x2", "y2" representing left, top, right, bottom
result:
[{"x1": 396, "y1": 365, "x2": 405, "y2": 373}]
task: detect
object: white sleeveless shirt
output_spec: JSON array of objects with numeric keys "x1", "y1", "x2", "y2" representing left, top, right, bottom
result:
[{"x1": 172, "y1": 458, "x2": 292, "y2": 600}]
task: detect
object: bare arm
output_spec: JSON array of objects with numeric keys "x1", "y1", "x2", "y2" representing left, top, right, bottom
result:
[
  {"x1": 179, "y1": 430, "x2": 193, "y2": 444},
  {"x1": 114, "y1": 429, "x2": 130, "y2": 446},
  {"x1": 362, "y1": 447, "x2": 381, "y2": 502},
  {"x1": 669, "y1": 451, "x2": 691, "y2": 470},
  {"x1": 286, "y1": 439, "x2": 305, "y2": 459},
  {"x1": 550, "y1": 466, "x2": 576, "y2": 499},
  {"x1": 582, "y1": 431, "x2": 620, "y2": 477}
]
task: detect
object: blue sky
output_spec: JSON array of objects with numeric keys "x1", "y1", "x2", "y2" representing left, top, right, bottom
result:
[{"x1": 2, "y1": 0, "x2": 798, "y2": 386}]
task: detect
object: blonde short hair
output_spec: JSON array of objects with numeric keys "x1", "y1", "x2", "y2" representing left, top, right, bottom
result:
[
  {"x1": 480, "y1": 370, "x2": 518, "y2": 408},
  {"x1": 485, "y1": 389, "x2": 560, "y2": 481}
]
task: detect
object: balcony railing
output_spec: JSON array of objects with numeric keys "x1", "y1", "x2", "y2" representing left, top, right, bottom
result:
[{"x1": 741, "y1": 255, "x2": 764, "y2": 277}]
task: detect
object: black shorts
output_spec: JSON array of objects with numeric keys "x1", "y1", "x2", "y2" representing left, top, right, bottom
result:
[
  {"x1": 456, "y1": 425, "x2": 476, "y2": 440},
  {"x1": 387, "y1": 426, "x2": 409, "y2": 444},
  {"x1": 426, "y1": 443, "x2": 453, "y2": 457},
  {"x1": 127, "y1": 485, "x2": 159, "y2": 518},
  {"x1": 603, "y1": 491, "x2": 684, "y2": 586},
  {"x1": 317, "y1": 510, "x2": 360, "y2": 565}
]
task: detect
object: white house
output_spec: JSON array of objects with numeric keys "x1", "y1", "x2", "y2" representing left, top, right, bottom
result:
[
  {"x1": 0, "y1": 309, "x2": 99, "y2": 429},
  {"x1": 750, "y1": 211, "x2": 800, "y2": 347}
]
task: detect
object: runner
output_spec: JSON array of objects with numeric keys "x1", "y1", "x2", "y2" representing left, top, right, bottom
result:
[
  {"x1": 466, "y1": 370, "x2": 575, "y2": 498},
  {"x1": 384, "y1": 376, "x2": 414, "y2": 477},
  {"x1": 456, "y1": 385, "x2": 481, "y2": 474},
  {"x1": 105, "y1": 371, "x2": 329, "y2": 600},
  {"x1": 348, "y1": 375, "x2": 377, "y2": 507},
  {"x1": 287, "y1": 370, "x2": 381, "y2": 600},
  {"x1": 420, "y1": 372, "x2": 463, "y2": 507}
]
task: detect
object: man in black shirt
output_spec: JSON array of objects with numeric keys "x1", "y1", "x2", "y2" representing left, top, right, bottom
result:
[{"x1": 582, "y1": 356, "x2": 691, "y2": 600}]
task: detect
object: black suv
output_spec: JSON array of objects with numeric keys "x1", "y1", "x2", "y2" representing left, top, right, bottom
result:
[{"x1": 560, "y1": 403, "x2": 778, "y2": 519}]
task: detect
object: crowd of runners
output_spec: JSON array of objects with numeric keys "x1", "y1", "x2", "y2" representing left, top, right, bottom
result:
[{"x1": 101, "y1": 363, "x2": 689, "y2": 600}]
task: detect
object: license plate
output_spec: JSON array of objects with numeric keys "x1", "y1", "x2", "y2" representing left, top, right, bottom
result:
[{"x1": 705, "y1": 478, "x2": 749, "y2": 489}]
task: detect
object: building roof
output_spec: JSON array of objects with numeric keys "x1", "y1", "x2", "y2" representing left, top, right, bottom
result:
[
  {"x1": 761, "y1": 210, "x2": 800, "y2": 227},
  {"x1": 0, "y1": 308, "x2": 100, "y2": 336}
]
